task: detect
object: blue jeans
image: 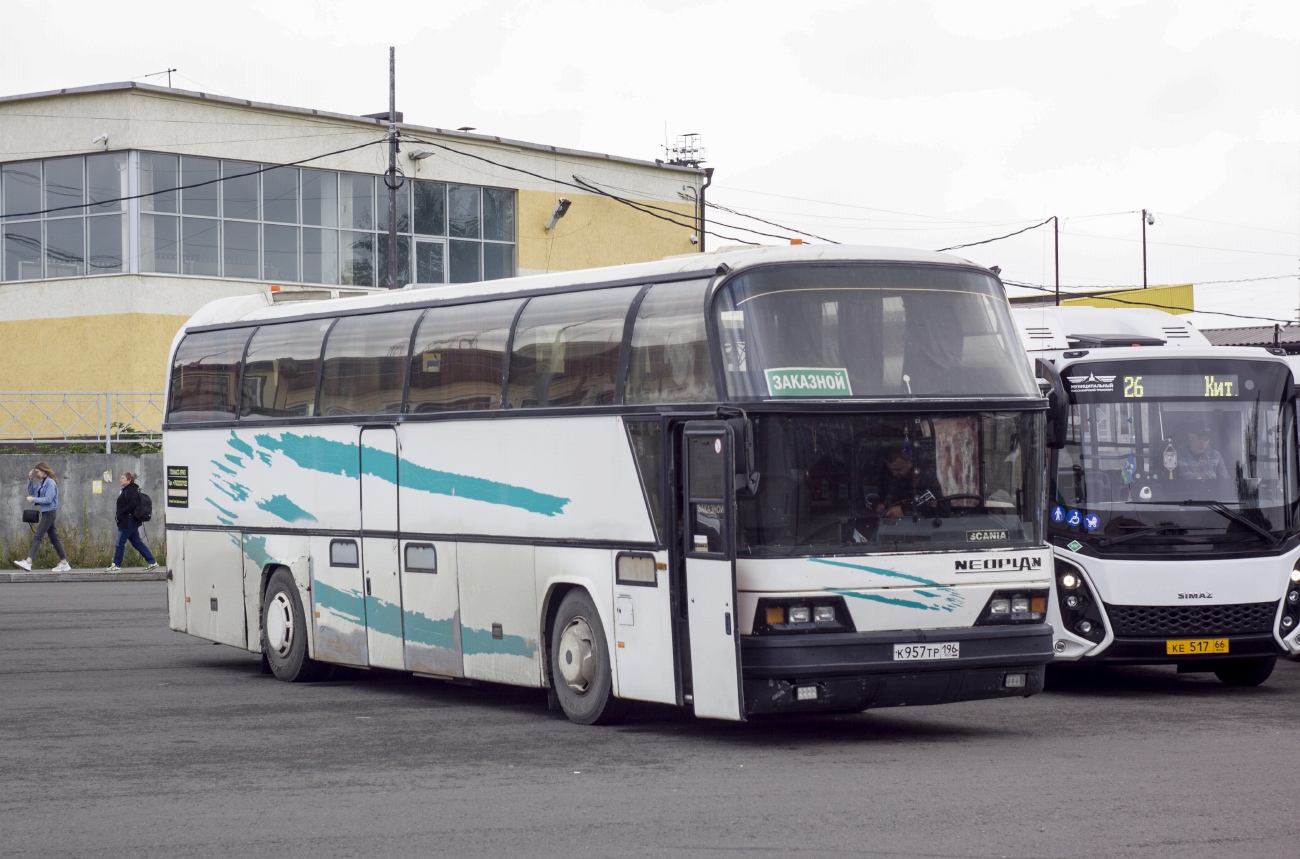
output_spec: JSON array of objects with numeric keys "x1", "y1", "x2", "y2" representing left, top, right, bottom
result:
[{"x1": 114, "y1": 521, "x2": 156, "y2": 566}]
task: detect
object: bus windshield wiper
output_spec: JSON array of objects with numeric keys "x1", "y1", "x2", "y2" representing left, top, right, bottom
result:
[
  {"x1": 1096, "y1": 525, "x2": 1214, "y2": 548},
  {"x1": 1171, "y1": 500, "x2": 1284, "y2": 549}
]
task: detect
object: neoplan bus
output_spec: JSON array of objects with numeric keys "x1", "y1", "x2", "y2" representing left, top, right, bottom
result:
[
  {"x1": 1015, "y1": 306, "x2": 1300, "y2": 686},
  {"x1": 163, "y1": 246, "x2": 1055, "y2": 724}
]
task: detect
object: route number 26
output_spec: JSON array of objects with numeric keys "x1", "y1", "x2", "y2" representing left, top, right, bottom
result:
[{"x1": 1124, "y1": 376, "x2": 1144, "y2": 398}]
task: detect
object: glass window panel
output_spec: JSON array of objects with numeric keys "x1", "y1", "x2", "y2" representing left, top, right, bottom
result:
[
  {"x1": 448, "y1": 185, "x2": 480, "y2": 238},
  {"x1": 264, "y1": 224, "x2": 299, "y2": 282},
  {"x1": 139, "y1": 153, "x2": 178, "y2": 214},
  {"x1": 140, "y1": 214, "x2": 179, "y2": 274},
  {"x1": 413, "y1": 180, "x2": 446, "y2": 236},
  {"x1": 483, "y1": 188, "x2": 514, "y2": 242},
  {"x1": 449, "y1": 239, "x2": 480, "y2": 283},
  {"x1": 415, "y1": 240, "x2": 444, "y2": 283},
  {"x1": 222, "y1": 161, "x2": 259, "y2": 221},
  {"x1": 223, "y1": 220, "x2": 259, "y2": 279},
  {"x1": 626, "y1": 420, "x2": 665, "y2": 541},
  {"x1": 483, "y1": 242, "x2": 515, "y2": 281},
  {"x1": 506, "y1": 286, "x2": 638, "y2": 409},
  {"x1": 2, "y1": 221, "x2": 41, "y2": 280},
  {"x1": 87, "y1": 152, "x2": 128, "y2": 212},
  {"x1": 182, "y1": 217, "x2": 220, "y2": 276},
  {"x1": 45, "y1": 217, "x2": 85, "y2": 278},
  {"x1": 44, "y1": 157, "x2": 85, "y2": 215},
  {"x1": 339, "y1": 173, "x2": 374, "y2": 230},
  {"x1": 626, "y1": 279, "x2": 717, "y2": 404},
  {"x1": 301, "y1": 169, "x2": 338, "y2": 227},
  {"x1": 376, "y1": 179, "x2": 410, "y2": 233},
  {"x1": 3, "y1": 162, "x2": 42, "y2": 220},
  {"x1": 376, "y1": 234, "x2": 410, "y2": 288},
  {"x1": 340, "y1": 231, "x2": 373, "y2": 286},
  {"x1": 167, "y1": 328, "x2": 252, "y2": 422},
  {"x1": 181, "y1": 156, "x2": 220, "y2": 217},
  {"x1": 408, "y1": 299, "x2": 521, "y2": 413},
  {"x1": 240, "y1": 319, "x2": 330, "y2": 420},
  {"x1": 87, "y1": 214, "x2": 124, "y2": 274},
  {"x1": 262, "y1": 166, "x2": 299, "y2": 224},
  {"x1": 303, "y1": 227, "x2": 338, "y2": 285},
  {"x1": 319, "y1": 309, "x2": 422, "y2": 417}
]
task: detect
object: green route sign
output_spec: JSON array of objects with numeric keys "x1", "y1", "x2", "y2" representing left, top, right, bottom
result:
[{"x1": 764, "y1": 367, "x2": 853, "y2": 398}]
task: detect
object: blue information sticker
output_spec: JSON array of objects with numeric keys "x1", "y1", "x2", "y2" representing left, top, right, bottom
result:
[
  {"x1": 1051, "y1": 506, "x2": 1066, "y2": 524},
  {"x1": 1083, "y1": 513, "x2": 1101, "y2": 532},
  {"x1": 1066, "y1": 509, "x2": 1083, "y2": 527}
]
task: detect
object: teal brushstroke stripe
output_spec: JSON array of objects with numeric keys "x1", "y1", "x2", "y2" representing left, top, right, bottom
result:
[
  {"x1": 224, "y1": 454, "x2": 245, "y2": 467},
  {"x1": 254, "y1": 432, "x2": 358, "y2": 477},
  {"x1": 227, "y1": 432, "x2": 254, "y2": 458},
  {"x1": 313, "y1": 579, "x2": 365, "y2": 626},
  {"x1": 242, "y1": 534, "x2": 281, "y2": 570},
  {"x1": 404, "y1": 610, "x2": 456, "y2": 649},
  {"x1": 362, "y1": 445, "x2": 398, "y2": 484},
  {"x1": 365, "y1": 595, "x2": 404, "y2": 638},
  {"x1": 827, "y1": 588, "x2": 948, "y2": 611},
  {"x1": 206, "y1": 497, "x2": 237, "y2": 520},
  {"x1": 211, "y1": 459, "x2": 237, "y2": 476},
  {"x1": 398, "y1": 455, "x2": 569, "y2": 517},
  {"x1": 256, "y1": 494, "x2": 318, "y2": 523},
  {"x1": 810, "y1": 557, "x2": 943, "y2": 588},
  {"x1": 461, "y1": 624, "x2": 537, "y2": 658}
]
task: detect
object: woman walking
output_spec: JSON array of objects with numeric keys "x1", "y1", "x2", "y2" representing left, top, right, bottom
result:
[
  {"x1": 108, "y1": 472, "x2": 158, "y2": 572},
  {"x1": 14, "y1": 462, "x2": 71, "y2": 572}
]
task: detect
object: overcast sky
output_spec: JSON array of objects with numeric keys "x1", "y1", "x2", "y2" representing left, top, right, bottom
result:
[{"x1": 5, "y1": 0, "x2": 1299, "y2": 327}]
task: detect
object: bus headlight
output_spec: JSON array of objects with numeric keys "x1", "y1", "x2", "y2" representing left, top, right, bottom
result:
[
  {"x1": 976, "y1": 589, "x2": 1048, "y2": 625},
  {"x1": 754, "y1": 597, "x2": 855, "y2": 635},
  {"x1": 1055, "y1": 559, "x2": 1106, "y2": 643}
]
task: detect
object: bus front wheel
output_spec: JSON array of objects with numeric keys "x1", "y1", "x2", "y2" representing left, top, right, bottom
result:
[
  {"x1": 262, "y1": 568, "x2": 329, "y2": 682},
  {"x1": 550, "y1": 590, "x2": 624, "y2": 725},
  {"x1": 1213, "y1": 656, "x2": 1276, "y2": 687}
]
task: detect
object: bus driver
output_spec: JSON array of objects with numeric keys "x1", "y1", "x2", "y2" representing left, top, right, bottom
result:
[
  {"x1": 875, "y1": 444, "x2": 945, "y2": 518},
  {"x1": 1178, "y1": 423, "x2": 1229, "y2": 480}
]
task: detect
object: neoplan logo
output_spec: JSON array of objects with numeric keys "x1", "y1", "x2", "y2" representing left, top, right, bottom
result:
[{"x1": 954, "y1": 557, "x2": 1043, "y2": 572}]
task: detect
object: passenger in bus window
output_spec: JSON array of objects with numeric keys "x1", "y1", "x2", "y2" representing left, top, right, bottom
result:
[
  {"x1": 1177, "y1": 424, "x2": 1229, "y2": 480},
  {"x1": 875, "y1": 445, "x2": 944, "y2": 518}
]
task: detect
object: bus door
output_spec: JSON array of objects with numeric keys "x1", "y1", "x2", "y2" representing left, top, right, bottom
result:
[
  {"x1": 360, "y1": 427, "x2": 404, "y2": 670},
  {"x1": 680, "y1": 421, "x2": 745, "y2": 721}
]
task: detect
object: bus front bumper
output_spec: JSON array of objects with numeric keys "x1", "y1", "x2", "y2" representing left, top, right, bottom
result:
[
  {"x1": 1080, "y1": 633, "x2": 1283, "y2": 664},
  {"x1": 739, "y1": 623, "x2": 1053, "y2": 715}
]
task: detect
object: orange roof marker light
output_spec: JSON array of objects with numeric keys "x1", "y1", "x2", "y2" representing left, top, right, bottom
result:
[{"x1": 790, "y1": 238, "x2": 803, "y2": 245}]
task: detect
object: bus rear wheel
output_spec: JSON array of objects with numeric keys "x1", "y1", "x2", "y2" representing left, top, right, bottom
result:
[
  {"x1": 262, "y1": 568, "x2": 329, "y2": 682},
  {"x1": 1213, "y1": 656, "x2": 1276, "y2": 687},
  {"x1": 551, "y1": 590, "x2": 624, "y2": 725}
]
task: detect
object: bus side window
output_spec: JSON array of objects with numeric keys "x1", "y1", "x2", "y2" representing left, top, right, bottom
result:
[
  {"x1": 406, "y1": 298, "x2": 522, "y2": 413},
  {"x1": 329, "y1": 539, "x2": 359, "y2": 567},
  {"x1": 167, "y1": 328, "x2": 252, "y2": 423},
  {"x1": 625, "y1": 279, "x2": 716, "y2": 405},
  {"x1": 506, "y1": 286, "x2": 639, "y2": 409},
  {"x1": 319, "y1": 309, "x2": 423, "y2": 417},
  {"x1": 239, "y1": 319, "x2": 330, "y2": 420}
]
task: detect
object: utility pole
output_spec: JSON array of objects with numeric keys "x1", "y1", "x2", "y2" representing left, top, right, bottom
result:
[
  {"x1": 1141, "y1": 208, "x2": 1153, "y2": 289},
  {"x1": 386, "y1": 47, "x2": 398, "y2": 289},
  {"x1": 699, "y1": 168, "x2": 714, "y2": 253}
]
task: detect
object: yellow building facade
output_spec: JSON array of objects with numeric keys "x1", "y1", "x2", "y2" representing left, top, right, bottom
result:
[{"x1": 0, "y1": 83, "x2": 703, "y2": 398}]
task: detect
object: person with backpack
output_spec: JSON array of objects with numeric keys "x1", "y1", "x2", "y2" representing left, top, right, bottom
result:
[
  {"x1": 108, "y1": 471, "x2": 158, "y2": 572},
  {"x1": 14, "y1": 462, "x2": 71, "y2": 572}
]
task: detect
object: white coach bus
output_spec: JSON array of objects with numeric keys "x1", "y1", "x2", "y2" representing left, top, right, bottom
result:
[
  {"x1": 1015, "y1": 306, "x2": 1300, "y2": 685},
  {"x1": 163, "y1": 246, "x2": 1055, "y2": 724}
]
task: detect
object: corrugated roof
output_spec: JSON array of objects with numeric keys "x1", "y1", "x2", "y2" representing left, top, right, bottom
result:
[{"x1": 1202, "y1": 324, "x2": 1300, "y2": 347}]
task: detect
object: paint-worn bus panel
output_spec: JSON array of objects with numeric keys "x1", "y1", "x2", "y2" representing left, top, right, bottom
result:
[
  {"x1": 459, "y1": 543, "x2": 540, "y2": 686},
  {"x1": 608, "y1": 550, "x2": 677, "y2": 705},
  {"x1": 166, "y1": 530, "x2": 186, "y2": 632},
  {"x1": 310, "y1": 535, "x2": 368, "y2": 667},
  {"x1": 241, "y1": 533, "x2": 310, "y2": 655},
  {"x1": 402, "y1": 540, "x2": 462, "y2": 677},
  {"x1": 183, "y1": 530, "x2": 246, "y2": 648}
]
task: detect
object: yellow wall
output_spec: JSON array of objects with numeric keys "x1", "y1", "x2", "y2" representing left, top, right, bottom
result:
[
  {"x1": 0, "y1": 313, "x2": 188, "y2": 393},
  {"x1": 1063, "y1": 284, "x2": 1194, "y2": 315},
  {"x1": 517, "y1": 190, "x2": 699, "y2": 272}
]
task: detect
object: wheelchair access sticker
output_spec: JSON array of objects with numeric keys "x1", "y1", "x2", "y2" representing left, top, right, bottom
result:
[{"x1": 1066, "y1": 509, "x2": 1083, "y2": 527}]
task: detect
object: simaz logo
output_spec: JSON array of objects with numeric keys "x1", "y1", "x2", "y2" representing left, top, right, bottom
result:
[{"x1": 1178, "y1": 592, "x2": 1213, "y2": 600}]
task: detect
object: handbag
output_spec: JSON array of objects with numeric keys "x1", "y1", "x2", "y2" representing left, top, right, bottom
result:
[{"x1": 22, "y1": 509, "x2": 39, "y2": 524}]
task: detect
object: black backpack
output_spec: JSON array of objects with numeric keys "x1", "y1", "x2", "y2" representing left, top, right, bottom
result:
[{"x1": 136, "y1": 490, "x2": 153, "y2": 523}]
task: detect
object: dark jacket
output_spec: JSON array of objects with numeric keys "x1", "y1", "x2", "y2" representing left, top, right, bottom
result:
[{"x1": 116, "y1": 482, "x2": 142, "y2": 529}]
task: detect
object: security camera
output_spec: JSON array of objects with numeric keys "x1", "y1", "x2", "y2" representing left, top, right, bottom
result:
[
  {"x1": 545, "y1": 198, "x2": 572, "y2": 231},
  {"x1": 90, "y1": 132, "x2": 109, "y2": 150},
  {"x1": 689, "y1": 234, "x2": 699, "y2": 245},
  {"x1": 1145, "y1": 211, "x2": 1156, "y2": 225}
]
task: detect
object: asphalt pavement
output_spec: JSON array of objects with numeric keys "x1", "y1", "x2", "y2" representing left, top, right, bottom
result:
[{"x1": 0, "y1": 581, "x2": 1292, "y2": 858}]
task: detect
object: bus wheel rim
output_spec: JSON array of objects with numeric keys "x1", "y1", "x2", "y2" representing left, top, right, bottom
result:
[
  {"x1": 267, "y1": 592, "x2": 293, "y2": 656},
  {"x1": 557, "y1": 616, "x2": 596, "y2": 695}
]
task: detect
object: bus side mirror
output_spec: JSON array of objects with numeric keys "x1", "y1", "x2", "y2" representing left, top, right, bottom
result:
[
  {"x1": 725, "y1": 416, "x2": 761, "y2": 495},
  {"x1": 1036, "y1": 358, "x2": 1068, "y2": 450}
]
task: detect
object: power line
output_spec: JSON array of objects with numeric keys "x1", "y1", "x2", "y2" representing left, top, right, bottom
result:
[
  {"x1": 1004, "y1": 279, "x2": 1296, "y2": 325},
  {"x1": 936, "y1": 218, "x2": 1054, "y2": 252},
  {"x1": 1, "y1": 137, "x2": 389, "y2": 219},
  {"x1": 704, "y1": 200, "x2": 840, "y2": 244},
  {"x1": 1060, "y1": 228, "x2": 1299, "y2": 258}
]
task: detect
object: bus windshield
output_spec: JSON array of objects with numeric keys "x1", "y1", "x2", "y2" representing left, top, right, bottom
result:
[
  {"x1": 715, "y1": 263, "x2": 1038, "y2": 400},
  {"x1": 1054, "y1": 357, "x2": 1298, "y2": 552},
  {"x1": 737, "y1": 411, "x2": 1044, "y2": 556}
]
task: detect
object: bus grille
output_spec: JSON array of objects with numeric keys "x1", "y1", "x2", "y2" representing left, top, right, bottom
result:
[{"x1": 1107, "y1": 602, "x2": 1278, "y2": 637}]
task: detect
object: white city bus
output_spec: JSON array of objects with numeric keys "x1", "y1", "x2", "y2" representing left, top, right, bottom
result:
[
  {"x1": 163, "y1": 246, "x2": 1055, "y2": 724},
  {"x1": 1015, "y1": 306, "x2": 1300, "y2": 685}
]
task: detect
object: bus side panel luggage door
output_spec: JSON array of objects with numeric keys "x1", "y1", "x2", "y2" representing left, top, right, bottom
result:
[
  {"x1": 402, "y1": 540, "x2": 463, "y2": 677},
  {"x1": 183, "y1": 530, "x2": 247, "y2": 648},
  {"x1": 681, "y1": 422, "x2": 744, "y2": 721},
  {"x1": 459, "y1": 543, "x2": 540, "y2": 686},
  {"x1": 361, "y1": 428, "x2": 404, "y2": 670},
  {"x1": 167, "y1": 529, "x2": 186, "y2": 632},
  {"x1": 310, "y1": 535, "x2": 369, "y2": 667}
]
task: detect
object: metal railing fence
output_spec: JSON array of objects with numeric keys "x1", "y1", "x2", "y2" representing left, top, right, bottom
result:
[{"x1": 0, "y1": 392, "x2": 165, "y2": 453}]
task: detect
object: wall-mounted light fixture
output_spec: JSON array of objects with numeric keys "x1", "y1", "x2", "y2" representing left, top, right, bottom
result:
[{"x1": 545, "y1": 198, "x2": 572, "y2": 231}]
